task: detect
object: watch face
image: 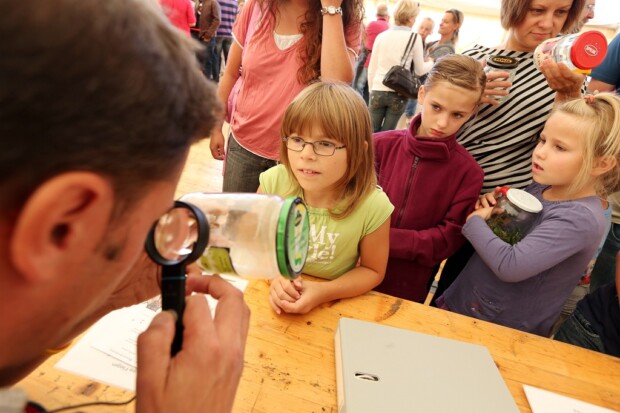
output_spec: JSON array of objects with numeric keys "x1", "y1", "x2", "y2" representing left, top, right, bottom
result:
[{"x1": 327, "y1": 5, "x2": 336, "y2": 13}]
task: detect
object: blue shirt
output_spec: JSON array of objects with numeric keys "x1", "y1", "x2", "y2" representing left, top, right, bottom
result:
[{"x1": 216, "y1": 0, "x2": 238, "y2": 37}]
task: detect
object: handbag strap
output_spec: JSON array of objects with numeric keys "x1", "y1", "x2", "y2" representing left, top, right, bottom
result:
[{"x1": 400, "y1": 33, "x2": 416, "y2": 66}]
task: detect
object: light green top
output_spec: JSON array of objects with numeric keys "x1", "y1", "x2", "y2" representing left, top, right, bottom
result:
[{"x1": 260, "y1": 165, "x2": 394, "y2": 280}]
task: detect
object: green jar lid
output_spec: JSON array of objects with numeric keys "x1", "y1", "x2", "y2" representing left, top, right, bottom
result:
[{"x1": 276, "y1": 197, "x2": 310, "y2": 279}]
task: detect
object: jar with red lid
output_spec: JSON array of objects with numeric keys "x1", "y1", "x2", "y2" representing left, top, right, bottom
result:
[
  {"x1": 486, "y1": 186, "x2": 543, "y2": 245},
  {"x1": 533, "y1": 31, "x2": 608, "y2": 74}
]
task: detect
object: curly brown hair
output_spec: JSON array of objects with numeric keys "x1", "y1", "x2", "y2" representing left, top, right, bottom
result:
[{"x1": 259, "y1": 0, "x2": 364, "y2": 84}]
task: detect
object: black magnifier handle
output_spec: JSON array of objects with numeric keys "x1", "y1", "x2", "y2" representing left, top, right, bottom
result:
[{"x1": 161, "y1": 263, "x2": 186, "y2": 356}]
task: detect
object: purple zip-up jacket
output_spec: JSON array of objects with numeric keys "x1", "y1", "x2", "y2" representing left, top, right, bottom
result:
[{"x1": 373, "y1": 114, "x2": 484, "y2": 303}]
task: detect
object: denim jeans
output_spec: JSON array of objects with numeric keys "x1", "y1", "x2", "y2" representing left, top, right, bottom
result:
[
  {"x1": 554, "y1": 309, "x2": 606, "y2": 354},
  {"x1": 223, "y1": 134, "x2": 278, "y2": 193},
  {"x1": 590, "y1": 223, "x2": 620, "y2": 292},
  {"x1": 213, "y1": 37, "x2": 232, "y2": 83},
  {"x1": 354, "y1": 67, "x2": 369, "y2": 104},
  {"x1": 405, "y1": 98, "x2": 417, "y2": 117},
  {"x1": 200, "y1": 38, "x2": 218, "y2": 81},
  {"x1": 369, "y1": 90, "x2": 407, "y2": 132}
]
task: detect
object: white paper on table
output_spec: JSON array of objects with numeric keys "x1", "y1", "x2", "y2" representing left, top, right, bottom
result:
[
  {"x1": 55, "y1": 274, "x2": 249, "y2": 391},
  {"x1": 524, "y1": 384, "x2": 619, "y2": 413}
]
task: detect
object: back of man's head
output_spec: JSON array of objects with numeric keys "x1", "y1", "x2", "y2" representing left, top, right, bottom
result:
[
  {"x1": 0, "y1": 0, "x2": 219, "y2": 213},
  {"x1": 376, "y1": 3, "x2": 389, "y2": 17}
]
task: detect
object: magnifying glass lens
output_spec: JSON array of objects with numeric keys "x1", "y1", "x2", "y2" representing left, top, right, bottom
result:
[{"x1": 152, "y1": 207, "x2": 199, "y2": 261}]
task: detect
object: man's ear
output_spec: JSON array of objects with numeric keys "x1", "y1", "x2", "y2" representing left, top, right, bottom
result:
[
  {"x1": 592, "y1": 156, "x2": 617, "y2": 177},
  {"x1": 10, "y1": 172, "x2": 115, "y2": 283}
]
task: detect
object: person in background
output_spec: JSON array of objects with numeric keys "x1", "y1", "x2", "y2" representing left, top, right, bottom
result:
[
  {"x1": 431, "y1": 0, "x2": 586, "y2": 305},
  {"x1": 354, "y1": 3, "x2": 390, "y2": 104},
  {"x1": 209, "y1": 0, "x2": 364, "y2": 193},
  {"x1": 373, "y1": 55, "x2": 485, "y2": 303},
  {"x1": 199, "y1": 0, "x2": 222, "y2": 80},
  {"x1": 425, "y1": 9, "x2": 463, "y2": 61},
  {"x1": 0, "y1": 0, "x2": 249, "y2": 411},
  {"x1": 554, "y1": 251, "x2": 620, "y2": 357},
  {"x1": 586, "y1": 34, "x2": 620, "y2": 292},
  {"x1": 368, "y1": 0, "x2": 433, "y2": 132},
  {"x1": 259, "y1": 81, "x2": 393, "y2": 315},
  {"x1": 160, "y1": 0, "x2": 197, "y2": 36},
  {"x1": 440, "y1": 93, "x2": 620, "y2": 337},
  {"x1": 213, "y1": 0, "x2": 239, "y2": 83},
  {"x1": 568, "y1": 0, "x2": 595, "y2": 33},
  {"x1": 403, "y1": 17, "x2": 434, "y2": 126}
]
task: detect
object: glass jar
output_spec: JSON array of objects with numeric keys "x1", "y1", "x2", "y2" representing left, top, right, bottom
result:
[
  {"x1": 487, "y1": 187, "x2": 543, "y2": 245},
  {"x1": 483, "y1": 55, "x2": 519, "y2": 104},
  {"x1": 180, "y1": 192, "x2": 310, "y2": 279},
  {"x1": 533, "y1": 31, "x2": 608, "y2": 74}
]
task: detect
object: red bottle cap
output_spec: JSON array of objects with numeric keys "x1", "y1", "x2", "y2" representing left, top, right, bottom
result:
[{"x1": 570, "y1": 31, "x2": 608, "y2": 70}]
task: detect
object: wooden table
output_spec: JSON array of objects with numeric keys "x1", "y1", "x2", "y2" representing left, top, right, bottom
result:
[{"x1": 17, "y1": 279, "x2": 620, "y2": 412}]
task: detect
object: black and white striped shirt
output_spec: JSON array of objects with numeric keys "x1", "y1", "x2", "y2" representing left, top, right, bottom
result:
[{"x1": 458, "y1": 45, "x2": 556, "y2": 193}]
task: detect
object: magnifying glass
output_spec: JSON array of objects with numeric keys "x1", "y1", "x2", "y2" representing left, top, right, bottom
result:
[{"x1": 145, "y1": 200, "x2": 209, "y2": 355}]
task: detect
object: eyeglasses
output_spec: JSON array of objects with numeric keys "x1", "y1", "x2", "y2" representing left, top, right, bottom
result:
[
  {"x1": 585, "y1": 4, "x2": 595, "y2": 12},
  {"x1": 283, "y1": 136, "x2": 346, "y2": 156}
]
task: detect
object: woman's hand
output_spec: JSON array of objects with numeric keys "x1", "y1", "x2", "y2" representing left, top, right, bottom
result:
[
  {"x1": 136, "y1": 274, "x2": 250, "y2": 413},
  {"x1": 481, "y1": 70, "x2": 513, "y2": 106},
  {"x1": 210, "y1": 127, "x2": 226, "y2": 160},
  {"x1": 539, "y1": 59, "x2": 584, "y2": 101}
]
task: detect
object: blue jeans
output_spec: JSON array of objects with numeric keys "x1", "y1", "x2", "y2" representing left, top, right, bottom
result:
[
  {"x1": 200, "y1": 38, "x2": 218, "y2": 81},
  {"x1": 405, "y1": 98, "x2": 417, "y2": 117},
  {"x1": 369, "y1": 90, "x2": 407, "y2": 133},
  {"x1": 590, "y1": 223, "x2": 620, "y2": 292},
  {"x1": 223, "y1": 134, "x2": 278, "y2": 193},
  {"x1": 213, "y1": 37, "x2": 232, "y2": 83},
  {"x1": 554, "y1": 309, "x2": 606, "y2": 354},
  {"x1": 354, "y1": 67, "x2": 369, "y2": 104}
]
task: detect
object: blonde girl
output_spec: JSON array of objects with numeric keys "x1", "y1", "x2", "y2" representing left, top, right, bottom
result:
[
  {"x1": 441, "y1": 93, "x2": 620, "y2": 337},
  {"x1": 258, "y1": 81, "x2": 394, "y2": 314}
]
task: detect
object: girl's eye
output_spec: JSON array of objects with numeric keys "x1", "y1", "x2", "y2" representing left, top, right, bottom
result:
[
  {"x1": 555, "y1": 145, "x2": 566, "y2": 151},
  {"x1": 538, "y1": 137, "x2": 546, "y2": 144},
  {"x1": 453, "y1": 113, "x2": 464, "y2": 119},
  {"x1": 318, "y1": 141, "x2": 335, "y2": 149},
  {"x1": 432, "y1": 104, "x2": 440, "y2": 111},
  {"x1": 291, "y1": 137, "x2": 304, "y2": 144}
]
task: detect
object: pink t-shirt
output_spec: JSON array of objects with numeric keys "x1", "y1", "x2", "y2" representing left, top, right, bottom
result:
[
  {"x1": 160, "y1": 0, "x2": 196, "y2": 36},
  {"x1": 231, "y1": 0, "x2": 361, "y2": 160}
]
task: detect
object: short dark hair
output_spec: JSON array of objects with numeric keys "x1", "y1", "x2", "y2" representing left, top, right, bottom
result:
[
  {"x1": 500, "y1": 0, "x2": 584, "y2": 32},
  {"x1": 0, "y1": 0, "x2": 220, "y2": 213}
]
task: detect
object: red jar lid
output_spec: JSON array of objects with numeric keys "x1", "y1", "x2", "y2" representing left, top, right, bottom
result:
[{"x1": 570, "y1": 31, "x2": 608, "y2": 70}]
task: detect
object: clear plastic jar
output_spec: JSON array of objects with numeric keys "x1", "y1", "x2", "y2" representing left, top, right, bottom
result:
[
  {"x1": 180, "y1": 193, "x2": 310, "y2": 279},
  {"x1": 533, "y1": 31, "x2": 608, "y2": 74},
  {"x1": 487, "y1": 187, "x2": 543, "y2": 245},
  {"x1": 484, "y1": 55, "x2": 519, "y2": 104}
]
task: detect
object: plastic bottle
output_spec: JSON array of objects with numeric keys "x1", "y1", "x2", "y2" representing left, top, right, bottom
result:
[
  {"x1": 180, "y1": 192, "x2": 310, "y2": 279},
  {"x1": 483, "y1": 55, "x2": 519, "y2": 104},
  {"x1": 533, "y1": 31, "x2": 608, "y2": 74},
  {"x1": 487, "y1": 187, "x2": 543, "y2": 245}
]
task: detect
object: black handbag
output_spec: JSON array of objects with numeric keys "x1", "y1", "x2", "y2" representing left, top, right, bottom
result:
[{"x1": 382, "y1": 33, "x2": 421, "y2": 99}]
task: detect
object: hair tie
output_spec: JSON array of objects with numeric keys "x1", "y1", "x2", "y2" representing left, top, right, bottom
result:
[{"x1": 584, "y1": 94, "x2": 596, "y2": 104}]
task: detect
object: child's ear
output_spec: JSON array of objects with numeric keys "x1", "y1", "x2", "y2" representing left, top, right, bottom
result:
[
  {"x1": 592, "y1": 156, "x2": 617, "y2": 177},
  {"x1": 417, "y1": 86, "x2": 425, "y2": 104}
]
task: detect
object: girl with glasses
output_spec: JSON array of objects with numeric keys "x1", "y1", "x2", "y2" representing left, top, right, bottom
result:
[{"x1": 258, "y1": 81, "x2": 394, "y2": 315}]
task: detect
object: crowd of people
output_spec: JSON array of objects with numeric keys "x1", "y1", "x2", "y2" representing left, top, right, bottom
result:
[{"x1": 2, "y1": 0, "x2": 620, "y2": 411}]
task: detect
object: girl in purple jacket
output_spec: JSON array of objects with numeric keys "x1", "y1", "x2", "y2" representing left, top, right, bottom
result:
[{"x1": 373, "y1": 54, "x2": 486, "y2": 303}]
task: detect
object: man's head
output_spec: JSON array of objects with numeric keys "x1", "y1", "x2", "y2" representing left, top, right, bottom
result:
[
  {"x1": 574, "y1": 0, "x2": 595, "y2": 32},
  {"x1": 0, "y1": 0, "x2": 219, "y2": 377},
  {"x1": 376, "y1": 3, "x2": 389, "y2": 19}
]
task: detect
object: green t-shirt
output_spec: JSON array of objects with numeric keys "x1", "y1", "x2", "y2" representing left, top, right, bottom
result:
[{"x1": 260, "y1": 165, "x2": 394, "y2": 280}]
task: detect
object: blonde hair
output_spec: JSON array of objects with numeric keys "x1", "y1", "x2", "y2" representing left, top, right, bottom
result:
[
  {"x1": 279, "y1": 81, "x2": 376, "y2": 219},
  {"x1": 423, "y1": 54, "x2": 487, "y2": 103},
  {"x1": 393, "y1": 0, "x2": 419, "y2": 26},
  {"x1": 445, "y1": 9, "x2": 464, "y2": 44},
  {"x1": 554, "y1": 93, "x2": 620, "y2": 197}
]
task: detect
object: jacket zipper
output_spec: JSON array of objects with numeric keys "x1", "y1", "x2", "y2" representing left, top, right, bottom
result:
[{"x1": 395, "y1": 156, "x2": 420, "y2": 228}]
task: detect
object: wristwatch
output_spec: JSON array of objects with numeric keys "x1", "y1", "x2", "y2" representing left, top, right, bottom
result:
[{"x1": 320, "y1": 5, "x2": 342, "y2": 15}]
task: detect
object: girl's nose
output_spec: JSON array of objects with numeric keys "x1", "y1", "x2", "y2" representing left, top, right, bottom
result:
[{"x1": 300, "y1": 142, "x2": 317, "y2": 159}]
